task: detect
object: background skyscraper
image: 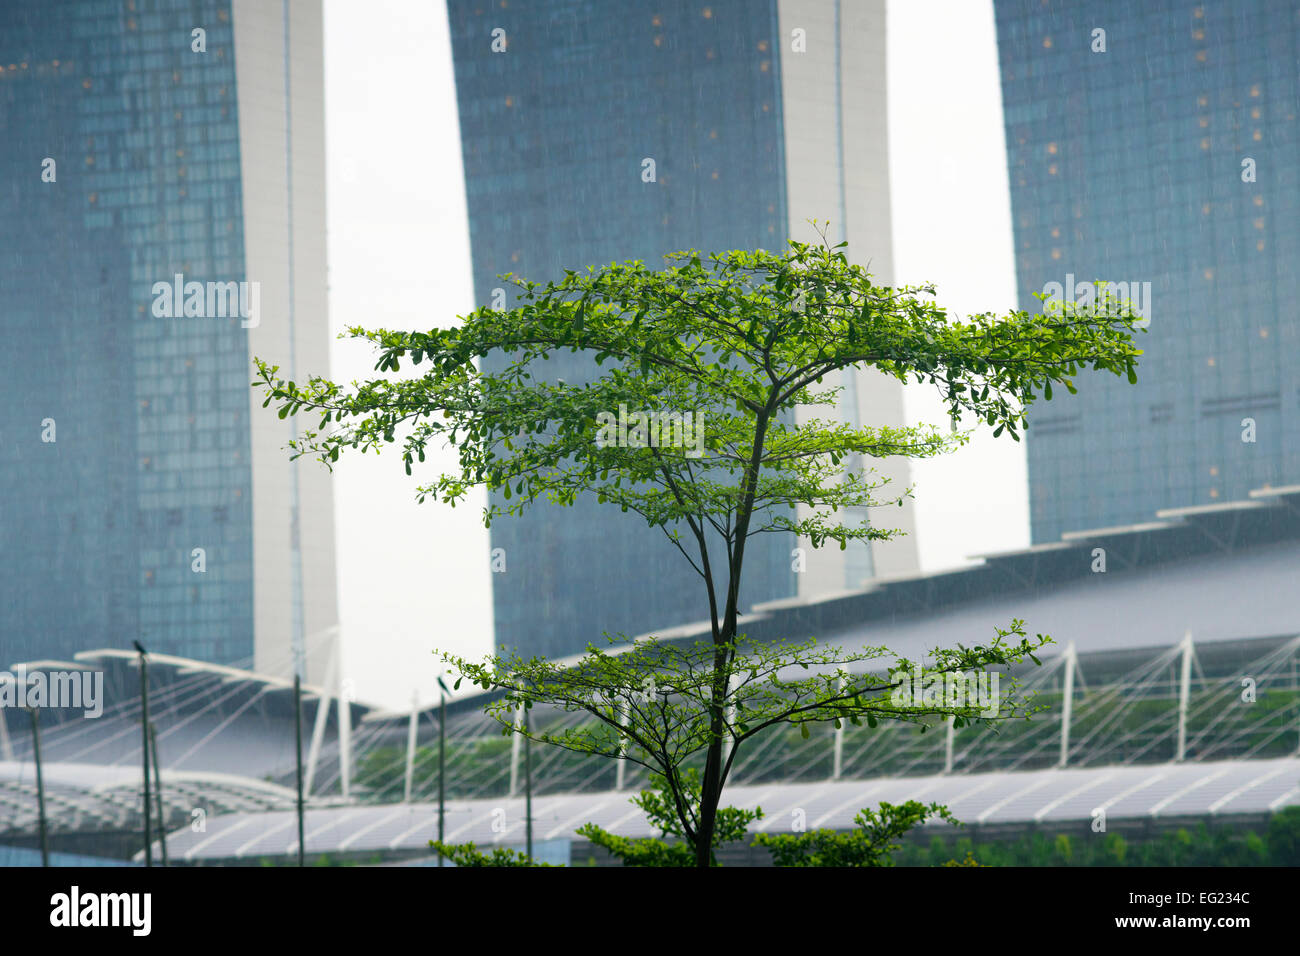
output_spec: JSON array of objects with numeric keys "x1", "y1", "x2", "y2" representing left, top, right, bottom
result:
[
  {"x1": 0, "y1": 0, "x2": 338, "y2": 682},
  {"x1": 446, "y1": 0, "x2": 918, "y2": 660},
  {"x1": 994, "y1": 0, "x2": 1300, "y2": 542}
]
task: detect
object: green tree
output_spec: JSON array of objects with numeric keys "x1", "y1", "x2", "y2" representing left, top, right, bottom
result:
[
  {"x1": 256, "y1": 231, "x2": 1143, "y2": 867},
  {"x1": 755, "y1": 800, "x2": 958, "y2": 867}
]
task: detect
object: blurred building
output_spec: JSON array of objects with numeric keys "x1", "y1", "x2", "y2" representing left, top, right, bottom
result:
[
  {"x1": 446, "y1": 0, "x2": 918, "y2": 660},
  {"x1": 0, "y1": 0, "x2": 337, "y2": 681},
  {"x1": 59, "y1": 482, "x2": 1297, "y2": 866},
  {"x1": 993, "y1": 0, "x2": 1300, "y2": 542},
  {"x1": 0, "y1": 648, "x2": 365, "y2": 861}
]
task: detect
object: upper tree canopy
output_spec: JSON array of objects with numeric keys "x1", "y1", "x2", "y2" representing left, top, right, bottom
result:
[{"x1": 255, "y1": 233, "x2": 1143, "y2": 638}]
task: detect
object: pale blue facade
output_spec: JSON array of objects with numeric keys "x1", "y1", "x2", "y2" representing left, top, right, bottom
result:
[
  {"x1": 447, "y1": 0, "x2": 797, "y2": 658},
  {"x1": 994, "y1": 0, "x2": 1300, "y2": 541},
  {"x1": 0, "y1": 0, "x2": 255, "y2": 664}
]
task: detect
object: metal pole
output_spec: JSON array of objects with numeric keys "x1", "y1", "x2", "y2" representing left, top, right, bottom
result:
[
  {"x1": 509, "y1": 702, "x2": 523, "y2": 797},
  {"x1": 1294, "y1": 648, "x2": 1299, "y2": 756},
  {"x1": 1058, "y1": 642, "x2": 1076, "y2": 768},
  {"x1": 943, "y1": 717, "x2": 955, "y2": 774},
  {"x1": 524, "y1": 706, "x2": 533, "y2": 860},
  {"x1": 438, "y1": 679, "x2": 447, "y2": 867},
  {"x1": 615, "y1": 698, "x2": 630, "y2": 791},
  {"x1": 404, "y1": 689, "x2": 419, "y2": 803},
  {"x1": 28, "y1": 708, "x2": 49, "y2": 867},
  {"x1": 1176, "y1": 631, "x2": 1193, "y2": 762},
  {"x1": 149, "y1": 723, "x2": 169, "y2": 866},
  {"x1": 833, "y1": 675, "x2": 846, "y2": 779},
  {"x1": 303, "y1": 640, "x2": 338, "y2": 795},
  {"x1": 135, "y1": 643, "x2": 152, "y2": 867},
  {"x1": 295, "y1": 673, "x2": 305, "y2": 866},
  {"x1": 337, "y1": 666, "x2": 352, "y2": 801},
  {"x1": 724, "y1": 671, "x2": 738, "y2": 747}
]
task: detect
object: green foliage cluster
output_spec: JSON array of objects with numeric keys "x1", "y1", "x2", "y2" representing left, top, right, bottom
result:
[
  {"x1": 432, "y1": 776, "x2": 969, "y2": 868},
  {"x1": 446, "y1": 625, "x2": 1048, "y2": 868},
  {"x1": 429, "y1": 841, "x2": 557, "y2": 867},
  {"x1": 895, "y1": 807, "x2": 1300, "y2": 867},
  {"x1": 754, "y1": 800, "x2": 957, "y2": 867},
  {"x1": 575, "y1": 769, "x2": 762, "y2": 866}
]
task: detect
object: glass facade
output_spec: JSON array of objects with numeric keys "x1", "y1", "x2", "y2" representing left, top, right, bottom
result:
[
  {"x1": 446, "y1": 0, "x2": 796, "y2": 659},
  {"x1": 0, "y1": 0, "x2": 254, "y2": 664},
  {"x1": 994, "y1": 1, "x2": 1300, "y2": 542}
]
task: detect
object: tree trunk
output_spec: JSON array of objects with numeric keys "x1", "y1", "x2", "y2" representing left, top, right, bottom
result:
[
  {"x1": 694, "y1": 636, "x2": 731, "y2": 867},
  {"x1": 693, "y1": 405, "x2": 770, "y2": 866},
  {"x1": 694, "y1": 711, "x2": 725, "y2": 867}
]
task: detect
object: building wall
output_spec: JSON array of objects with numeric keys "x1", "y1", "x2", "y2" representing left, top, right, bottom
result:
[
  {"x1": 446, "y1": 0, "x2": 796, "y2": 659},
  {"x1": 0, "y1": 0, "x2": 254, "y2": 665},
  {"x1": 0, "y1": 0, "x2": 336, "y2": 682},
  {"x1": 994, "y1": 0, "x2": 1300, "y2": 542}
]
